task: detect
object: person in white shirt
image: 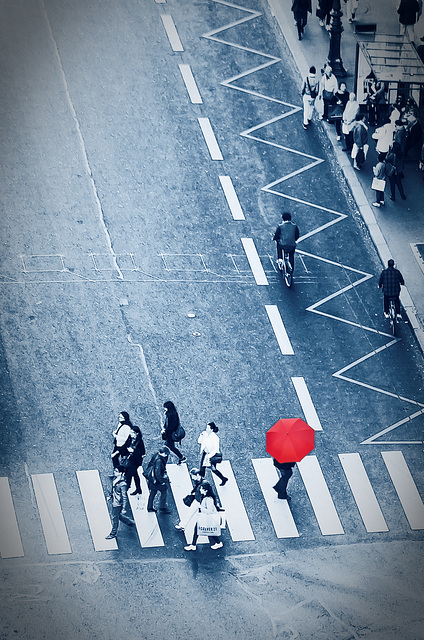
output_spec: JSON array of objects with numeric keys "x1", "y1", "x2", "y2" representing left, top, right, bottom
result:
[
  {"x1": 198, "y1": 422, "x2": 228, "y2": 486},
  {"x1": 319, "y1": 64, "x2": 338, "y2": 121},
  {"x1": 111, "y1": 411, "x2": 132, "y2": 468}
]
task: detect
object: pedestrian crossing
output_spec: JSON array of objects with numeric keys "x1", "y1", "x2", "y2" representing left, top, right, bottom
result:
[{"x1": 1, "y1": 452, "x2": 423, "y2": 558}]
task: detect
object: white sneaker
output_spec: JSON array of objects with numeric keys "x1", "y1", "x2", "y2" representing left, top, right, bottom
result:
[
  {"x1": 336, "y1": 135, "x2": 341, "y2": 141},
  {"x1": 175, "y1": 524, "x2": 184, "y2": 531},
  {"x1": 396, "y1": 314, "x2": 402, "y2": 320},
  {"x1": 319, "y1": 19, "x2": 324, "y2": 26},
  {"x1": 384, "y1": 312, "x2": 390, "y2": 319},
  {"x1": 211, "y1": 542, "x2": 223, "y2": 550},
  {"x1": 184, "y1": 545, "x2": 196, "y2": 551},
  {"x1": 372, "y1": 202, "x2": 380, "y2": 207}
]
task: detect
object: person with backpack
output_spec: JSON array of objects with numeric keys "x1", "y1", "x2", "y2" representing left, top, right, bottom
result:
[
  {"x1": 125, "y1": 425, "x2": 146, "y2": 496},
  {"x1": 161, "y1": 400, "x2": 187, "y2": 465},
  {"x1": 300, "y1": 66, "x2": 319, "y2": 130},
  {"x1": 273, "y1": 212, "x2": 300, "y2": 273},
  {"x1": 145, "y1": 446, "x2": 171, "y2": 513}
]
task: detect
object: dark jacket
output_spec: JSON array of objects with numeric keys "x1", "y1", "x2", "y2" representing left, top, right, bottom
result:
[
  {"x1": 150, "y1": 454, "x2": 169, "y2": 486},
  {"x1": 352, "y1": 120, "x2": 368, "y2": 147},
  {"x1": 273, "y1": 459, "x2": 296, "y2": 471},
  {"x1": 291, "y1": 0, "x2": 312, "y2": 18},
  {"x1": 128, "y1": 430, "x2": 146, "y2": 466},
  {"x1": 162, "y1": 410, "x2": 180, "y2": 441},
  {"x1": 397, "y1": 0, "x2": 420, "y2": 25},
  {"x1": 378, "y1": 266, "x2": 405, "y2": 297},
  {"x1": 273, "y1": 221, "x2": 300, "y2": 249}
]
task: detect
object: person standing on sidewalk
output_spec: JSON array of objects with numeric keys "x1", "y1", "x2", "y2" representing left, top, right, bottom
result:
[
  {"x1": 198, "y1": 422, "x2": 228, "y2": 486},
  {"x1": 300, "y1": 66, "x2": 319, "y2": 129},
  {"x1": 372, "y1": 117, "x2": 395, "y2": 159},
  {"x1": 146, "y1": 446, "x2": 171, "y2": 513},
  {"x1": 378, "y1": 259, "x2": 405, "y2": 319},
  {"x1": 319, "y1": 64, "x2": 338, "y2": 121},
  {"x1": 351, "y1": 114, "x2": 369, "y2": 170},
  {"x1": 184, "y1": 483, "x2": 223, "y2": 552},
  {"x1": 385, "y1": 143, "x2": 407, "y2": 201},
  {"x1": 372, "y1": 153, "x2": 388, "y2": 207},
  {"x1": 105, "y1": 465, "x2": 135, "y2": 539},
  {"x1": 291, "y1": 0, "x2": 312, "y2": 40},
  {"x1": 397, "y1": 0, "x2": 420, "y2": 41},
  {"x1": 273, "y1": 459, "x2": 296, "y2": 500},
  {"x1": 329, "y1": 82, "x2": 349, "y2": 141},
  {"x1": 342, "y1": 92, "x2": 360, "y2": 152},
  {"x1": 343, "y1": 0, "x2": 359, "y2": 23},
  {"x1": 161, "y1": 400, "x2": 187, "y2": 465}
]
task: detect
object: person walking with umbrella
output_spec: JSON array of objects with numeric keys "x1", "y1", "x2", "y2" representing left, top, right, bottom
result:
[{"x1": 273, "y1": 459, "x2": 296, "y2": 500}]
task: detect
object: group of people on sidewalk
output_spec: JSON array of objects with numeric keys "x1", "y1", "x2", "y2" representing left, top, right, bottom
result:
[{"x1": 105, "y1": 404, "x2": 228, "y2": 552}]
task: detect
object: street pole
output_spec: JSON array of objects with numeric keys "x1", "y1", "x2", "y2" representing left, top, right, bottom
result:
[{"x1": 327, "y1": 0, "x2": 347, "y2": 78}]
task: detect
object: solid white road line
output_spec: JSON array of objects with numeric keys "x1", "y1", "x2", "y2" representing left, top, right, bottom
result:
[
  {"x1": 241, "y1": 238, "x2": 269, "y2": 285},
  {"x1": 252, "y1": 458, "x2": 299, "y2": 538},
  {"x1": 381, "y1": 451, "x2": 424, "y2": 530},
  {"x1": 297, "y1": 456, "x2": 344, "y2": 535},
  {"x1": 160, "y1": 14, "x2": 184, "y2": 51},
  {"x1": 32, "y1": 473, "x2": 72, "y2": 554},
  {"x1": 265, "y1": 305, "x2": 294, "y2": 355},
  {"x1": 198, "y1": 117, "x2": 224, "y2": 160},
  {"x1": 219, "y1": 176, "x2": 245, "y2": 220},
  {"x1": 0, "y1": 477, "x2": 24, "y2": 558},
  {"x1": 339, "y1": 454, "x2": 389, "y2": 533},
  {"x1": 291, "y1": 377, "x2": 322, "y2": 430},
  {"x1": 166, "y1": 464, "x2": 208, "y2": 544},
  {"x1": 211, "y1": 461, "x2": 255, "y2": 541},
  {"x1": 76, "y1": 470, "x2": 118, "y2": 551},
  {"x1": 178, "y1": 64, "x2": 203, "y2": 103},
  {"x1": 128, "y1": 474, "x2": 165, "y2": 547}
]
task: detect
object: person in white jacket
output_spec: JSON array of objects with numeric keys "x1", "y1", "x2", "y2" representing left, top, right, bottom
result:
[{"x1": 198, "y1": 422, "x2": 228, "y2": 486}]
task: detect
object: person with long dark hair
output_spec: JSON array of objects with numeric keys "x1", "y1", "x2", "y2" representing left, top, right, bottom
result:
[
  {"x1": 198, "y1": 422, "x2": 228, "y2": 486},
  {"x1": 111, "y1": 411, "x2": 133, "y2": 469},
  {"x1": 125, "y1": 425, "x2": 146, "y2": 495},
  {"x1": 161, "y1": 401, "x2": 187, "y2": 465},
  {"x1": 184, "y1": 482, "x2": 223, "y2": 551}
]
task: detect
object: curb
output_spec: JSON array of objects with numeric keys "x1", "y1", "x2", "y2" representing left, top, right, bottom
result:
[{"x1": 267, "y1": 0, "x2": 424, "y2": 353}]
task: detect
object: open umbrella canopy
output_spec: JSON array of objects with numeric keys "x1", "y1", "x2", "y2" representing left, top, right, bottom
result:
[{"x1": 266, "y1": 418, "x2": 315, "y2": 463}]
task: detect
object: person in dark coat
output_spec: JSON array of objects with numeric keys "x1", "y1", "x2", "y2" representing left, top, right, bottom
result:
[
  {"x1": 125, "y1": 425, "x2": 146, "y2": 495},
  {"x1": 291, "y1": 0, "x2": 312, "y2": 40},
  {"x1": 105, "y1": 465, "x2": 135, "y2": 539},
  {"x1": 273, "y1": 459, "x2": 296, "y2": 500},
  {"x1": 351, "y1": 114, "x2": 369, "y2": 170},
  {"x1": 385, "y1": 143, "x2": 407, "y2": 201},
  {"x1": 161, "y1": 400, "x2": 186, "y2": 464},
  {"x1": 146, "y1": 446, "x2": 171, "y2": 513},
  {"x1": 329, "y1": 81, "x2": 349, "y2": 140},
  {"x1": 316, "y1": 0, "x2": 333, "y2": 28},
  {"x1": 378, "y1": 259, "x2": 405, "y2": 319},
  {"x1": 397, "y1": 0, "x2": 420, "y2": 39}
]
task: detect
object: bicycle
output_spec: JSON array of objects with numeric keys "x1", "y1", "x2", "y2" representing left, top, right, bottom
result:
[{"x1": 277, "y1": 249, "x2": 293, "y2": 288}]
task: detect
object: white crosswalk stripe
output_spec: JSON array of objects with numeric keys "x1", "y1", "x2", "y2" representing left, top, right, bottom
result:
[
  {"x1": 32, "y1": 473, "x2": 72, "y2": 555},
  {"x1": 2, "y1": 453, "x2": 422, "y2": 557}
]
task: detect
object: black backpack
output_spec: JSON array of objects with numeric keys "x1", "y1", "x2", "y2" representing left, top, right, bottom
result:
[{"x1": 142, "y1": 453, "x2": 157, "y2": 483}]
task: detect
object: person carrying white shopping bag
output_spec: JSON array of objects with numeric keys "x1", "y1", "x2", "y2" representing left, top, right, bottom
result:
[{"x1": 184, "y1": 483, "x2": 223, "y2": 552}]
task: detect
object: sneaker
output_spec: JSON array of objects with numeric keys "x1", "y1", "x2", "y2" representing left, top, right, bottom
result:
[
  {"x1": 211, "y1": 542, "x2": 223, "y2": 550},
  {"x1": 380, "y1": 201, "x2": 385, "y2": 206},
  {"x1": 303, "y1": 123, "x2": 308, "y2": 130},
  {"x1": 277, "y1": 258, "x2": 283, "y2": 270},
  {"x1": 319, "y1": 115, "x2": 324, "y2": 120},
  {"x1": 175, "y1": 524, "x2": 185, "y2": 531},
  {"x1": 130, "y1": 489, "x2": 142, "y2": 495},
  {"x1": 319, "y1": 19, "x2": 324, "y2": 26},
  {"x1": 177, "y1": 456, "x2": 187, "y2": 465},
  {"x1": 184, "y1": 545, "x2": 196, "y2": 551},
  {"x1": 372, "y1": 202, "x2": 380, "y2": 207},
  {"x1": 336, "y1": 135, "x2": 341, "y2": 141},
  {"x1": 105, "y1": 533, "x2": 116, "y2": 539},
  {"x1": 220, "y1": 477, "x2": 228, "y2": 486},
  {"x1": 384, "y1": 312, "x2": 390, "y2": 319},
  {"x1": 396, "y1": 314, "x2": 402, "y2": 320}
]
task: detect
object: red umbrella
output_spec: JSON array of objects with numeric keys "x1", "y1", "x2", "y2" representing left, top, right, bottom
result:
[{"x1": 266, "y1": 418, "x2": 315, "y2": 463}]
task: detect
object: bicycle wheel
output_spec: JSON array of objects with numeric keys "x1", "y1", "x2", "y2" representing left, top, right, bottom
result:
[
  {"x1": 284, "y1": 254, "x2": 293, "y2": 288},
  {"x1": 389, "y1": 301, "x2": 396, "y2": 336}
]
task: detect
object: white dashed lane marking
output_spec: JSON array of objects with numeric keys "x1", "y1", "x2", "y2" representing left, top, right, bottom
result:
[
  {"x1": 241, "y1": 238, "x2": 268, "y2": 285},
  {"x1": 178, "y1": 64, "x2": 203, "y2": 104},
  {"x1": 265, "y1": 305, "x2": 294, "y2": 355},
  {"x1": 161, "y1": 14, "x2": 184, "y2": 52},
  {"x1": 219, "y1": 176, "x2": 245, "y2": 220}
]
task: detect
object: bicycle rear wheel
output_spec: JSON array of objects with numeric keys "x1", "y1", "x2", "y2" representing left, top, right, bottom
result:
[
  {"x1": 283, "y1": 254, "x2": 293, "y2": 287},
  {"x1": 389, "y1": 301, "x2": 397, "y2": 336}
]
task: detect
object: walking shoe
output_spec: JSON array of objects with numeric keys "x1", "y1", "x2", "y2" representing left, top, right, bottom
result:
[
  {"x1": 184, "y1": 545, "x2": 196, "y2": 551},
  {"x1": 105, "y1": 533, "x2": 116, "y2": 539},
  {"x1": 211, "y1": 542, "x2": 223, "y2": 550},
  {"x1": 336, "y1": 135, "x2": 341, "y2": 141},
  {"x1": 175, "y1": 524, "x2": 185, "y2": 531},
  {"x1": 159, "y1": 507, "x2": 171, "y2": 514},
  {"x1": 130, "y1": 489, "x2": 142, "y2": 495},
  {"x1": 177, "y1": 456, "x2": 187, "y2": 465},
  {"x1": 319, "y1": 19, "x2": 324, "y2": 26},
  {"x1": 147, "y1": 507, "x2": 157, "y2": 512},
  {"x1": 380, "y1": 201, "x2": 385, "y2": 206},
  {"x1": 303, "y1": 123, "x2": 308, "y2": 130},
  {"x1": 220, "y1": 477, "x2": 228, "y2": 486},
  {"x1": 384, "y1": 312, "x2": 390, "y2": 319},
  {"x1": 372, "y1": 202, "x2": 380, "y2": 207},
  {"x1": 397, "y1": 314, "x2": 402, "y2": 320}
]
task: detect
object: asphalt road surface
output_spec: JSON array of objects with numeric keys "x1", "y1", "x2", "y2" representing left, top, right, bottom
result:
[{"x1": 1, "y1": 0, "x2": 423, "y2": 638}]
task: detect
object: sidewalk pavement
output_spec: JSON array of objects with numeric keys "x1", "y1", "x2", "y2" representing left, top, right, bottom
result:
[{"x1": 268, "y1": 0, "x2": 424, "y2": 353}]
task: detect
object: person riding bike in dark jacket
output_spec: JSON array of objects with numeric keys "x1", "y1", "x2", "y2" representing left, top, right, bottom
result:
[
  {"x1": 273, "y1": 212, "x2": 300, "y2": 273},
  {"x1": 378, "y1": 259, "x2": 404, "y2": 319}
]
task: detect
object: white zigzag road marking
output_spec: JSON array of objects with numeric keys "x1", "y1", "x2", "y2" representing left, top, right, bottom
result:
[{"x1": 202, "y1": 0, "x2": 423, "y2": 444}]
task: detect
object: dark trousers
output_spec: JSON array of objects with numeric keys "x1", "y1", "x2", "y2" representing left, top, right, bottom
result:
[
  {"x1": 147, "y1": 482, "x2": 168, "y2": 510},
  {"x1": 273, "y1": 468, "x2": 293, "y2": 498},
  {"x1": 199, "y1": 452, "x2": 227, "y2": 483},
  {"x1": 384, "y1": 295, "x2": 400, "y2": 315},
  {"x1": 125, "y1": 465, "x2": 142, "y2": 492},
  {"x1": 165, "y1": 437, "x2": 183, "y2": 461},
  {"x1": 375, "y1": 189, "x2": 385, "y2": 204},
  {"x1": 191, "y1": 523, "x2": 220, "y2": 546},
  {"x1": 111, "y1": 444, "x2": 130, "y2": 468},
  {"x1": 389, "y1": 173, "x2": 406, "y2": 200},
  {"x1": 277, "y1": 245, "x2": 296, "y2": 273},
  {"x1": 110, "y1": 505, "x2": 134, "y2": 535},
  {"x1": 343, "y1": 131, "x2": 353, "y2": 151}
]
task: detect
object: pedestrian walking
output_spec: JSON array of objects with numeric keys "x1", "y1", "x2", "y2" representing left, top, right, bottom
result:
[
  {"x1": 351, "y1": 113, "x2": 369, "y2": 170},
  {"x1": 125, "y1": 425, "x2": 146, "y2": 495},
  {"x1": 291, "y1": 0, "x2": 312, "y2": 40},
  {"x1": 198, "y1": 422, "x2": 228, "y2": 486},
  {"x1": 111, "y1": 411, "x2": 133, "y2": 469},
  {"x1": 378, "y1": 259, "x2": 405, "y2": 319},
  {"x1": 372, "y1": 153, "x2": 388, "y2": 207},
  {"x1": 175, "y1": 467, "x2": 224, "y2": 532},
  {"x1": 318, "y1": 64, "x2": 338, "y2": 121},
  {"x1": 161, "y1": 400, "x2": 187, "y2": 465},
  {"x1": 343, "y1": 0, "x2": 359, "y2": 22},
  {"x1": 329, "y1": 81, "x2": 349, "y2": 140},
  {"x1": 300, "y1": 66, "x2": 319, "y2": 129},
  {"x1": 341, "y1": 92, "x2": 360, "y2": 152},
  {"x1": 397, "y1": 0, "x2": 420, "y2": 41},
  {"x1": 316, "y1": 0, "x2": 333, "y2": 29},
  {"x1": 105, "y1": 465, "x2": 135, "y2": 539},
  {"x1": 146, "y1": 446, "x2": 171, "y2": 513},
  {"x1": 184, "y1": 482, "x2": 223, "y2": 551},
  {"x1": 273, "y1": 459, "x2": 296, "y2": 500},
  {"x1": 386, "y1": 143, "x2": 407, "y2": 201}
]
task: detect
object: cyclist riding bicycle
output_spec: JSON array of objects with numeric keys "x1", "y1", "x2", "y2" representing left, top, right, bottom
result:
[
  {"x1": 378, "y1": 259, "x2": 404, "y2": 320},
  {"x1": 273, "y1": 212, "x2": 300, "y2": 273}
]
